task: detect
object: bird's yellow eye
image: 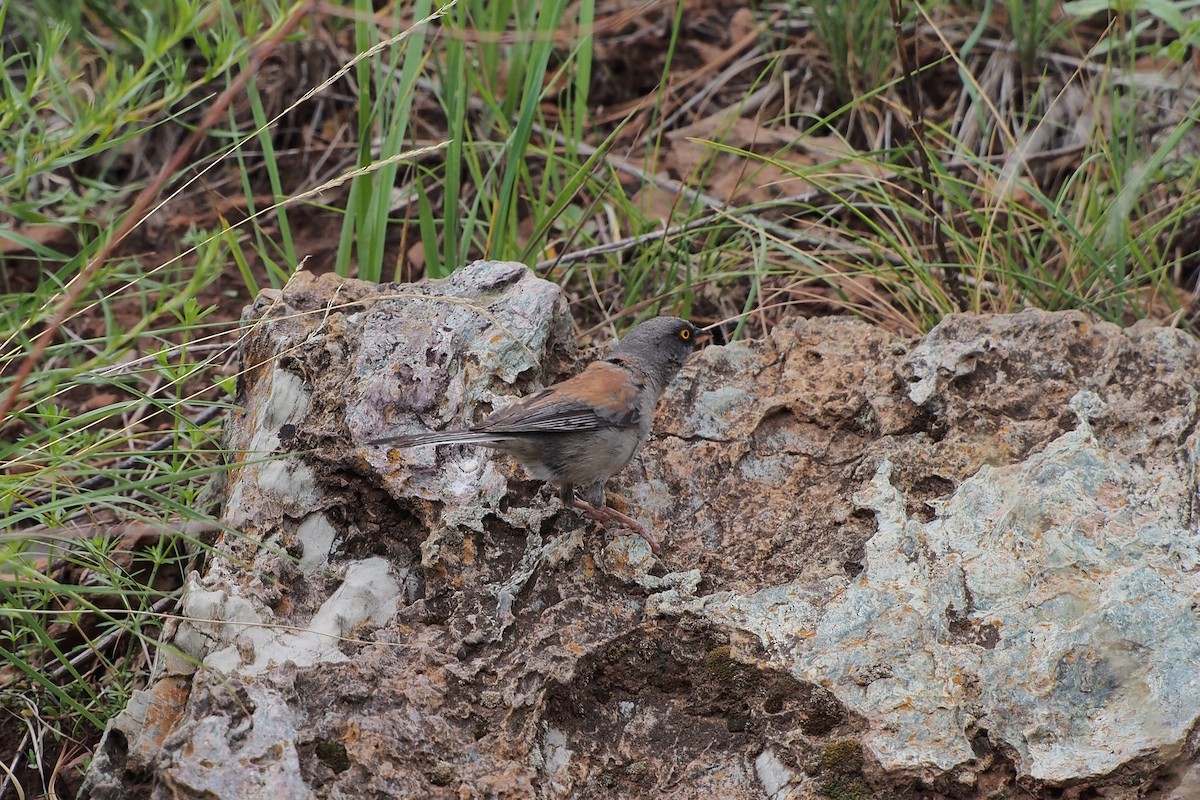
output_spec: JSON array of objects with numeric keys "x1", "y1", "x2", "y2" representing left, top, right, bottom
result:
[{"x1": 679, "y1": 328, "x2": 692, "y2": 341}]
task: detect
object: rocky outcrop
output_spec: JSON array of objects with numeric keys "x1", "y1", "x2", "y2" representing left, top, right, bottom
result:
[{"x1": 82, "y1": 261, "x2": 1200, "y2": 799}]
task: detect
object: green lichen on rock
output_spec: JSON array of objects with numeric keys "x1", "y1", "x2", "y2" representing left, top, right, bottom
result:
[
  {"x1": 818, "y1": 739, "x2": 863, "y2": 773},
  {"x1": 818, "y1": 740, "x2": 867, "y2": 799},
  {"x1": 428, "y1": 760, "x2": 456, "y2": 786},
  {"x1": 314, "y1": 739, "x2": 350, "y2": 774},
  {"x1": 821, "y1": 777, "x2": 870, "y2": 800},
  {"x1": 704, "y1": 645, "x2": 740, "y2": 681}
]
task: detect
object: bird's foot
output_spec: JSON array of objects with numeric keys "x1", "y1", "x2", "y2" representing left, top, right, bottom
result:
[{"x1": 571, "y1": 499, "x2": 661, "y2": 555}]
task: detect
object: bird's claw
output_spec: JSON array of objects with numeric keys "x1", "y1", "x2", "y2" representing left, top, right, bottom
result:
[{"x1": 571, "y1": 499, "x2": 662, "y2": 555}]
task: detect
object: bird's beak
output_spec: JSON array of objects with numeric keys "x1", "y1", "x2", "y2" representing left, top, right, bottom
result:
[{"x1": 695, "y1": 325, "x2": 723, "y2": 347}]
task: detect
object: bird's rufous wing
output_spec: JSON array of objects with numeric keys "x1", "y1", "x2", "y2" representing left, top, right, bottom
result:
[{"x1": 474, "y1": 360, "x2": 643, "y2": 433}]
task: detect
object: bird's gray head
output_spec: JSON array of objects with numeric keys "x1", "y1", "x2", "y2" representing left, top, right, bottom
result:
[{"x1": 611, "y1": 316, "x2": 707, "y2": 389}]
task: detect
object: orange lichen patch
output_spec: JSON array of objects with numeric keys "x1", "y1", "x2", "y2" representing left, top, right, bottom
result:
[
  {"x1": 339, "y1": 722, "x2": 361, "y2": 746},
  {"x1": 139, "y1": 676, "x2": 193, "y2": 749}
]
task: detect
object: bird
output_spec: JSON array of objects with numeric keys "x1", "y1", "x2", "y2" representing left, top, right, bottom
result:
[{"x1": 367, "y1": 316, "x2": 710, "y2": 554}]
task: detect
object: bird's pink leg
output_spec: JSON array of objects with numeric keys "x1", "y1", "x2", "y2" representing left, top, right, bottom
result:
[{"x1": 572, "y1": 499, "x2": 662, "y2": 555}]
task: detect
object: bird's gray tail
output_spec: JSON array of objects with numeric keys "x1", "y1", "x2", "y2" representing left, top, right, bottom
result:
[{"x1": 366, "y1": 429, "x2": 501, "y2": 448}]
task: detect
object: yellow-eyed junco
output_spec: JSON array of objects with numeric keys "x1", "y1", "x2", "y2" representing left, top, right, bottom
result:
[{"x1": 368, "y1": 316, "x2": 709, "y2": 554}]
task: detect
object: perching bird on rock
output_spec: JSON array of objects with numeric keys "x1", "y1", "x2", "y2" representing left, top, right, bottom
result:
[{"x1": 368, "y1": 316, "x2": 710, "y2": 554}]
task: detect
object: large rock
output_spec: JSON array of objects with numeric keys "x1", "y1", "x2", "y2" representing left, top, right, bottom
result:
[{"x1": 81, "y1": 262, "x2": 1200, "y2": 799}]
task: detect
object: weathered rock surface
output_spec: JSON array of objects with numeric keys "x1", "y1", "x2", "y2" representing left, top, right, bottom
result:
[{"x1": 81, "y1": 261, "x2": 1200, "y2": 799}]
